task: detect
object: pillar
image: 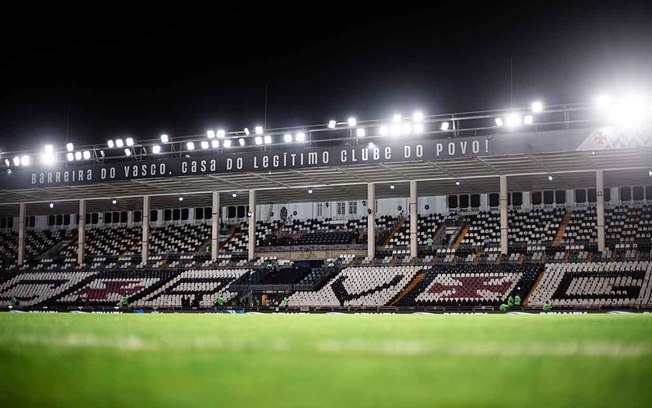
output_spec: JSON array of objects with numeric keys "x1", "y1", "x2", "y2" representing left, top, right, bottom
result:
[
  {"x1": 596, "y1": 170, "x2": 605, "y2": 253},
  {"x1": 142, "y1": 195, "x2": 150, "y2": 265},
  {"x1": 248, "y1": 190, "x2": 256, "y2": 260},
  {"x1": 410, "y1": 180, "x2": 418, "y2": 257},
  {"x1": 367, "y1": 183, "x2": 375, "y2": 258},
  {"x1": 211, "y1": 192, "x2": 220, "y2": 262},
  {"x1": 77, "y1": 199, "x2": 86, "y2": 266},
  {"x1": 500, "y1": 175, "x2": 508, "y2": 255},
  {"x1": 17, "y1": 203, "x2": 25, "y2": 265}
]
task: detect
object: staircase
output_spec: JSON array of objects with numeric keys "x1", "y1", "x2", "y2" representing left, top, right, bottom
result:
[
  {"x1": 523, "y1": 271, "x2": 545, "y2": 307},
  {"x1": 451, "y1": 224, "x2": 470, "y2": 250},
  {"x1": 390, "y1": 271, "x2": 425, "y2": 306},
  {"x1": 553, "y1": 211, "x2": 572, "y2": 247},
  {"x1": 381, "y1": 218, "x2": 406, "y2": 247},
  {"x1": 39, "y1": 239, "x2": 74, "y2": 259}
]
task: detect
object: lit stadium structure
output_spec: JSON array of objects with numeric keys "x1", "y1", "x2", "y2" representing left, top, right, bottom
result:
[{"x1": 1, "y1": 97, "x2": 652, "y2": 312}]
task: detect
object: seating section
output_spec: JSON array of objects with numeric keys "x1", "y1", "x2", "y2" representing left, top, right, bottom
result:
[
  {"x1": 606, "y1": 204, "x2": 652, "y2": 250},
  {"x1": 58, "y1": 226, "x2": 142, "y2": 257},
  {"x1": 561, "y1": 207, "x2": 597, "y2": 245},
  {"x1": 0, "y1": 230, "x2": 76, "y2": 260},
  {"x1": 134, "y1": 269, "x2": 248, "y2": 308},
  {"x1": 287, "y1": 266, "x2": 420, "y2": 307},
  {"x1": 0, "y1": 271, "x2": 97, "y2": 306},
  {"x1": 397, "y1": 264, "x2": 542, "y2": 307},
  {"x1": 528, "y1": 261, "x2": 652, "y2": 308},
  {"x1": 148, "y1": 224, "x2": 211, "y2": 254},
  {"x1": 460, "y1": 211, "x2": 500, "y2": 248},
  {"x1": 509, "y1": 208, "x2": 564, "y2": 247}
]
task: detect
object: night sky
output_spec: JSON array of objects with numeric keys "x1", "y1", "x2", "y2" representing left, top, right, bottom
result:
[{"x1": 1, "y1": 1, "x2": 651, "y2": 153}]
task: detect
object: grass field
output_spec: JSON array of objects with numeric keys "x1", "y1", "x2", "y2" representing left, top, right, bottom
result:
[{"x1": 0, "y1": 313, "x2": 651, "y2": 407}]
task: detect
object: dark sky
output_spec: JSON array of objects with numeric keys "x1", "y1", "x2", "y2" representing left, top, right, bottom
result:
[{"x1": 1, "y1": 1, "x2": 651, "y2": 153}]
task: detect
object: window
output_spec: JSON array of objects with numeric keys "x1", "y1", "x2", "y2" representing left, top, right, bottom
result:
[
  {"x1": 316, "y1": 203, "x2": 323, "y2": 217},
  {"x1": 470, "y1": 194, "x2": 481, "y2": 208},
  {"x1": 0, "y1": 218, "x2": 5, "y2": 228},
  {"x1": 181, "y1": 208, "x2": 189, "y2": 220},
  {"x1": 604, "y1": 188, "x2": 611, "y2": 202},
  {"x1": 237, "y1": 206, "x2": 246, "y2": 218},
  {"x1": 575, "y1": 189, "x2": 586, "y2": 203},
  {"x1": 48, "y1": 215, "x2": 55, "y2": 227},
  {"x1": 120, "y1": 212, "x2": 127, "y2": 223},
  {"x1": 64, "y1": 214, "x2": 70, "y2": 225},
  {"x1": 448, "y1": 195, "x2": 458, "y2": 209},
  {"x1": 348, "y1": 201, "x2": 358, "y2": 215},
  {"x1": 555, "y1": 190, "x2": 566, "y2": 204},
  {"x1": 543, "y1": 191, "x2": 554, "y2": 205},
  {"x1": 337, "y1": 202, "x2": 346, "y2": 216},
  {"x1": 8, "y1": 217, "x2": 13, "y2": 228},
  {"x1": 104, "y1": 212, "x2": 112, "y2": 224},
  {"x1": 512, "y1": 192, "x2": 523, "y2": 206},
  {"x1": 532, "y1": 191, "x2": 542, "y2": 205},
  {"x1": 489, "y1": 193, "x2": 499, "y2": 207},
  {"x1": 164, "y1": 209, "x2": 172, "y2": 221},
  {"x1": 459, "y1": 194, "x2": 469, "y2": 208},
  {"x1": 620, "y1": 186, "x2": 632, "y2": 201},
  {"x1": 173, "y1": 209, "x2": 181, "y2": 221},
  {"x1": 588, "y1": 188, "x2": 597, "y2": 203},
  {"x1": 633, "y1": 186, "x2": 644, "y2": 200},
  {"x1": 227, "y1": 206, "x2": 236, "y2": 218},
  {"x1": 205, "y1": 207, "x2": 212, "y2": 220},
  {"x1": 56, "y1": 215, "x2": 63, "y2": 225},
  {"x1": 647, "y1": 186, "x2": 652, "y2": 200},
  {"x1": 29, "y1": 216, "x2": 35, "y2": 227},
  {"x1": 196, "y1": 208, "x2": 204, "y2": 219},
  {"x1": 134, "y1": 211, "x2": 142, "y2": 223}
]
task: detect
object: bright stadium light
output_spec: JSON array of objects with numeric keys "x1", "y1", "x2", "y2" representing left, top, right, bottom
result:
[
  {"x1": 179, "y1": 196, "x2": 184, "y2": 202},
  {"x1": 308, "y1": 188, "x2": 313, "y2": 194},
  {"x1": 40, "y1": 145, "x2": 55, "y2": 165},
  {"x1": 12, "y1": 156, "x2": 20, "y2": 166},
  {"x1": 224, "y1": 139, "x2": 232, "y2": 148},
  {"x1": 284, "y1": 133, "x2": 293, "y2": 143},
  {"x1": 390, "y1": 123, "x2": 401, "y2": 136},
  {"x1": 455, "y1": 180, "x2": 460, "y2": 186},
  {"x1": 160, "y1": 134, "x2": 169, "y2": 143},
  {"x1": 44, "y1": 144, "x2": 53, "y2": 154},
  {"x1": 413, "y1": 111, "x2": 423, "y2": 122},
  {"x1": 49, "y1": 202, "x2": 54, "y2": 209},
  {"x1": 255, "y1": 126, "x2": 263, "y2": 135},
  {"x1": 356, "y1": 128, "x2": 366, "y2": 137},
  {"x1": 255, "y1": 136, "x2": 263, "y2": 145},
  {"x1": 211, "y1": 140, "x2": 219, "y2": 148},
  {"x1": 390, "y1": 184, "x2": 395, "y2": 190},
  {"x1": 107, "y1": 140, "x2": 115, "y2": 148},
  {"x1": 524, "y1": 115, "x2": 534, "y2": 125},
  {"x1": 244, "y1": 128, "x2": 250, "y2": 136},
  {"x1": 413, "y1": 123, "x2": 424, "y2": 134},
  {"x1": 548, "y1": 175, "x2": 553, "y2": 181},
  {"x1": 506, "y1": 113, "x2": 521, "y2": 128},
  {"x1": 66, "y1": 153, "x2": 74, "y2": 161},
  {"x1": 368, "y1": 142, "x2": 375, "y2": 149},
  {"x1": 379, "y1": 125, "x2": 389, "y2": 136},
  {"x1": 238, "y1": 138, "x2": 246, "y2": 146},
  {"x1": 392, "y1": 114, "x2": 402, "y2": 123},
  {"x1": 402, "y1": 123, "x2": 412, "y2": 134},
  {"x1": 207, "y1": 130, "x2": 215, "y2": 139},
  {"x1": 232, "y1": 193, "x2": 237, "y2": 198},
  {"x1": 264, "y1": 135, "x2": 272, "y2": 144},
  {"x1": 596, "y1": 94, "x2": 611, "y2": 109},
  {"x1": 152, "y1": 145, "x2": 162, "y2": 154},
  {"x1": 295, "y1": 132, "x2": 306, "y2": 142},
  {"x1": 201, "y1": 141, "x2": 209, "y2": 150},
  {"x1": 328, "y1": 120, "x2": 336, "y2": 129},
  {"x1": 66, "y1": 143, "x2": 74, "y2": 152},
  {"x1": 495, "y1": 117, "x2": 504, "y2": 127},
  {"x1": 74, "y1": 151, "x2": 82, "y2": 161},
  {"x1": 348, "y1": 117, "x2": 357, "y2": 127},
  {"x1": 112, "y1": 199, "x2": 117, "y2": 205},
  {"x1": 115, "y1": 139, "x2": 124, "y2": 148},
  {"x1": 531, "y1": 101, "x2": 543, "y2": 113},
  {"x1": 82, "y1": 151, "x2": 91, "y2": 160},
  {"x1": 440, "y1": 122, "x2": 450, "y2": 131},
  {"x1": 126, "y1": 138, "x2": 134, "y2": 147},
  {"x1": 217, "y1": 129, "x2": 225, "y2": 138},
  {"x1": 124, "y1": 148, "x2": 132, "y2": 156},
  {"x1": 186, "y1": 142, "x2": 195, "y2": 150},
  {"x1": 3, "y1": 159, "x2": 9, "y2": 166},
  {"x1": 606, "y1": 93, "x2": 651, "y2": 129}
]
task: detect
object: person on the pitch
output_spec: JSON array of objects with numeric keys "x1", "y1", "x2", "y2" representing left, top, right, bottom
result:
[
  {"x1": 121, "y1": 295, "x2": 129, "y2": 307},
  {"x1": 514, "y1": 294, "x2": 521, "y2": 306},
  {"x1": 543, "y1": 301, "x2": 552, "y2": 312}
]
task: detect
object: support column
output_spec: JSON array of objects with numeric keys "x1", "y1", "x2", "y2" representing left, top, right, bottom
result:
[
  {"x1": 77, "y1": 199, "x2": 86, "y2": 266},
  {"x1": 410, "y1": 180, "x2": 418, "y2": 257},
  {"x1": 248, "y1": 190, "x2": 256, "y2": 260},
  {"x1": 596, "y1": 170, "x2": 605, "y2": 253},
  {"x1": 211, "y1": 192, "x2": 220, "y2": 262},
  {"x1": 500, "y1": 175, "x2": 508, "y2": 255},
  {"x1": 367, "y1": 183, "x2": 375, "y2": 258},
  {"x1": 142, "y1": 195, "x2": 150, "y2": 265},
  {"x1": 17, "y1": 203, "x2": 26, "y2": 265}
]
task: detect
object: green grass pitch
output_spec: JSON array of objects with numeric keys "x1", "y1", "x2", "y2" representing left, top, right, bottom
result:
[{"x1": 0, "y1": 313, "x2": 651, "y2": 407}]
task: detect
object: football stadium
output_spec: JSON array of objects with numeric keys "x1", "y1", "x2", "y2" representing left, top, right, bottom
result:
[{"x1": 2, "y1": 3, "x2": 652, "y2": 407}]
